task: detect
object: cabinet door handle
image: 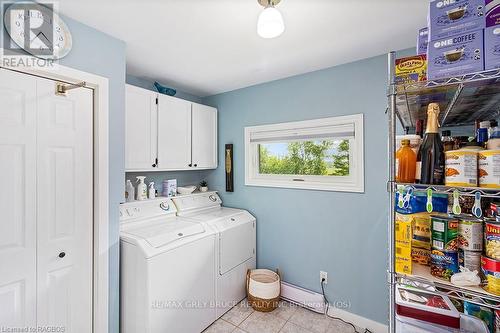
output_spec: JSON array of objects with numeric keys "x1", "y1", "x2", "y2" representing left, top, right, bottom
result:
[
  {"x1": 194, "y1": 164, "x2": 197, "y2": 167},
  {"x1": 58, "y1": 252, "x2": 66, "y2": 258},
  {"x1": 152, "y1": 158, "x2": 158, "y2": 167},
  {"x1": 188, "y1": 163, "x2": 192, "y2": 167}
]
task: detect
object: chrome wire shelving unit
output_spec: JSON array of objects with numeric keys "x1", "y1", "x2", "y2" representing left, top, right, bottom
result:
[{"x1": 387, "y1": 51, "x2": 500, "y2": 333}]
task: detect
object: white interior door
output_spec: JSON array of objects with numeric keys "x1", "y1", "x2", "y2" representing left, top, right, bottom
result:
[
  {"x1": 0, "y1": 69, "x2": 37, "y2": 328},
  {"x1": 192, "y1": 103, "x2": 217, "y2": 169},
  {"x1": 125, "y1": 84, "x2": 157, "y2": 171},
  {"x1": 36, "y1": 78, "x2": 93, "y2": 332},
  {"x1": 157, "y1": 95, "x2": 192, "y2": 170}
]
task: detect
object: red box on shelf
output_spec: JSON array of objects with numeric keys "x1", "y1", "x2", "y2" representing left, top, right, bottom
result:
[{"x1": 395, "y1": 285, "x2": 460, "y2": 329}]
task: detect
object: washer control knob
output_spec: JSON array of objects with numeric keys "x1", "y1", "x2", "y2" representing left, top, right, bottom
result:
[
  {"x1": 209, "y1": 195, "x2": 217, "y2": 202},
  {"x1": 177, "y1": 233, "x2": 183, "y2": 237},
  {"x1": 160, "y1": 202, "x2": 170, "y2": 211}
]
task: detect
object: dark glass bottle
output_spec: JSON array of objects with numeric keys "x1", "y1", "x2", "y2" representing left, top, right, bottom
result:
[
  {"x1": 420, "y1": 103, "x2": 445, "y2": 185},
  {"x1": 415, "y1": 119, "x2": 424, "y2": 183}
]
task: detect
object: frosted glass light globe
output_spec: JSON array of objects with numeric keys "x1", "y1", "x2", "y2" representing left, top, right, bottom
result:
[{"x1": 257, "y1": 6, "x2": 284, "y2": 39}]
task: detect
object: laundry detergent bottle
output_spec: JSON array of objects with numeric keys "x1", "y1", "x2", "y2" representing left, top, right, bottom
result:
[{"x1": 136, "y1": 176, "x2": 147, "y2": 201}]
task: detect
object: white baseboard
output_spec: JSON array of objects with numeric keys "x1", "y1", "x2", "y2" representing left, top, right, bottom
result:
[
  {"x1": 327, "y1": 306, "x2": 388, "y2": 333},
  {"x1": 280, "y1": 282, "x2": 325, "y2": 314}
]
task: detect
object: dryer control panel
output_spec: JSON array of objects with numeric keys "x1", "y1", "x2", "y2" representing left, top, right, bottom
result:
[{"x1": 172, "y1": 191, "x2": 222, "y2": 214}]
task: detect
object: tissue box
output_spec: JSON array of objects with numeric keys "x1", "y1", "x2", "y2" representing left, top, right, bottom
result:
[
  {"x1": 429, "y1": 0, "x2": 486, "y2": 40},
  {"x1": 485, "y1": 0, "x2": 500, "y2": 69},
  {"x1": 427, "y1": 29, "x2": 484, "y2": 79},
  {"x1": 417, "y1": 27, "x2": 429, "y2": 54},
  {"x1": 394, "y1": 55, "x2": 427, "y2": 84}
]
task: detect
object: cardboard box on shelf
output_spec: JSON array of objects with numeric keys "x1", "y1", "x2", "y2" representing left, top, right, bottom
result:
[
  {"x1": 396, "y1": 217, "x2": 412, "y2": 274},
  {"x1": 427, "y1": 29, "x2": 484, "y2": 79},
  {"x1": 485, "y1": 0, "x2": 500, "y2": 69},
  {"x1": 428, "y1": 0, "x2": 486, "y2": 40},
  {"x1": 394, "y1": 55, "x2": 427, "y2": 84},
  {"x1": 418, "y1": 27, "x2": 429, "y2": 54}
]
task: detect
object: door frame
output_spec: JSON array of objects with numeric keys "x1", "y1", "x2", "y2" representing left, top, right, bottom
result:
[{"x1": 0, "y1": 57, "x2": 109, "y2": 333}]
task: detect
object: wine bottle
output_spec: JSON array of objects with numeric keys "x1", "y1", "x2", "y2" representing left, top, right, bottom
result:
[
  {"x1": 420, "y1": 103, "x2": 445, "y2": 185},
  {"x1": 415, "y1": 119, "x2": 424, "y2": 184}
]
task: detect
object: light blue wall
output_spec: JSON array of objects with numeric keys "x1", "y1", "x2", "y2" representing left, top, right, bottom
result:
[
  {"x1": 126, "y1": 74, "x2": 202, "y2": 103},
  {"x1": 202, "y1": 51, "x2": 413, "y2": 325},
  {"x1": 56, "y1": 16, "x2": 126, "y2": 333}
]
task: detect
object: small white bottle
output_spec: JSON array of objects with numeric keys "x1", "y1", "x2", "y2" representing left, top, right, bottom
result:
[
  {"x1": 148, "y1": 182, "x2": 156, "y2": 199},
  {"x1": 136, "y1": 176, "x2": 147, "y2": 201},
  {"x1": 125, "y1": 180, "x2": 135, "y2": 202}
]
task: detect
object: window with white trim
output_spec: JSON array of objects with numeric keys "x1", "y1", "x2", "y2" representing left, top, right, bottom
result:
[{"x1": 245, "y1": 114, "x2": 364, "y2": 192}]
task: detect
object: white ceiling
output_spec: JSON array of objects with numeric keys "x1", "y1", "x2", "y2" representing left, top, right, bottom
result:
[{"x1": 59, "y1": 0, "x2": 428, "y2": 97}]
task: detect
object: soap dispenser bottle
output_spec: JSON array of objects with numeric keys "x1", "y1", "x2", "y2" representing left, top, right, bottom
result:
[
  {"x1": 148, "y1": 182, "x2": 156, "y2": 199},
  {"x1": 136, "y1": 176, "x2": 147, "y2": 201},
  {"x1": 125, "y1": 179, "x2": 135, "y2": 202}
]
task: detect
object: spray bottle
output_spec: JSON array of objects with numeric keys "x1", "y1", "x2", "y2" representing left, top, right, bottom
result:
[
  {"x1": 136, "y1": 176, "x2": 147, "y2": 201},
  {"x1": 148, "y1": 182, "x2": 156, "y2": 199},
  {"x1": 125, "y1": 179, "x2": 135, "y2": 202}
]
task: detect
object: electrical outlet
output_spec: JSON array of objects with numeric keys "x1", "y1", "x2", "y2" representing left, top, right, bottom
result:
[{"x1": 320, "y1": 271, "x2": 328, "y2": 284}]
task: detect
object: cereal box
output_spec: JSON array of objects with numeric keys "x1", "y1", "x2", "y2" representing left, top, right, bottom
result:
[
  {"x1": 428, "y1": 0, "x2": 486, "y2": 40},
  {"x1": 394, "y1": 55, "x2": 427, "y2": 85},
  {"x1": 412, "y1": 247, "x2": 431, "y2": 266},
  {"x1": 396, "y1": 213, "x2": 432, "y2": 249},
  {"x1": 427, "y1": 29, "x2": 484, "y2": 80},
  {"x1": 396, "y1": 217, "x2": 412, "y2": 274}
]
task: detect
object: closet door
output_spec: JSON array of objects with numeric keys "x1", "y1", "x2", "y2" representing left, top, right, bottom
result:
[
  {"x1": 125, "y1": 84, "x2": 158, "y2": 170},
  {"x1": 36, "y1": 78, "x2": 93, "y2": 332},
  {"x1": 157, "y1": 95, "x2": 192, "y2": 170},
  {"x1": 192, "y1": 103, "x2": 217, "y2": 169},
  {"x1": 0, "y1": 69, "x2": 37, "y2": 328}
]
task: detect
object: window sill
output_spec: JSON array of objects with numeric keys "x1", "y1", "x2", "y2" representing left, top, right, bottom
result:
[{"x1": 245, "y1": 178, "x2": 365, "y2": 193}]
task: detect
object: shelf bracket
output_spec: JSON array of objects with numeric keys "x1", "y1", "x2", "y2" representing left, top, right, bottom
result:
[
  {"x1": 386, "y1": 180, "x2": 396, "y2": 193},
  {"x1": 440, "y1": 83, "x2": 463, "y2": 127}
]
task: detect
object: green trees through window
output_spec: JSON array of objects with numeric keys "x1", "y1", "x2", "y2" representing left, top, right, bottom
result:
[{"x1": 259, "y1": 139, "x2": 350, "y2": 176}]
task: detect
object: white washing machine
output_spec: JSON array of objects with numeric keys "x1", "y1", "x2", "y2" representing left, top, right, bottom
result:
[
  {"x1": 119, "y1": 198, "x2": 217, "y2": 333},
  {"x1": 172, "y1": 192, "x2": 256, "y2": 318}
]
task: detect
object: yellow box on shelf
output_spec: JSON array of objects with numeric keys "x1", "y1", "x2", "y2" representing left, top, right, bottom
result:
[{"x1": 396, "y1": 217, "x2": 412, "y2": 275}]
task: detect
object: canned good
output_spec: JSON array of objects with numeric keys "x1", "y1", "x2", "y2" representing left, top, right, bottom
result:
[
  {"x1": 458, "y1": 216, "x2": 483, "y2": 251},
  {"x1": 479, "y1": 150, "x2": 500, "y2": 188},
  {"x1": 431, "y1": 249, "x2": 459, "y2": 280},
  {"x1": 458, "y1": 249, "x2": 481, "y2": 272},
  {"x1": 445, "y1": 149, "x2": 478, "y2": 187},
  {"x1": 481, "y1": 255, "x2": 500, "y2": 296},
  {"x1": 432, "y1": 215, "x2": 459, "y2": 251},
  {"x1": 486, "y1": 222, "x2": 500, "y2": 261}
]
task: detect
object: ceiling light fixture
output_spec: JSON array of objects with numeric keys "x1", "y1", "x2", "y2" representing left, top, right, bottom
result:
[{"x1": 257, "y1": 0, "x2": 285, "y2": 39}]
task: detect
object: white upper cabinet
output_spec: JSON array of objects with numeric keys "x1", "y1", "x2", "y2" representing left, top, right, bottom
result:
[
  {"x1": 125, "y1": 85, "x2": 158, "y2": 171},
  {"x1": 125, "y1": 85, "x2": 218, "y2": 171},
  {"x1": 157, "y1": 95, "x2": 192, "y2": 170},
  {"x1": 192, "y1": 103, "x2": 217, "y2": 169}
]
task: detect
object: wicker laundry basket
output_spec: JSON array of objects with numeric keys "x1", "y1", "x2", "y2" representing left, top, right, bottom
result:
[{"x1": 246, "y1": 269, "x2": 281, "y2": 312}]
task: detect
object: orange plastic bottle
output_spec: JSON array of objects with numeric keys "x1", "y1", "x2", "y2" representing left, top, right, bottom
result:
[{"x1": 396, "y1": 139, "x2": 417, "y2": 183}]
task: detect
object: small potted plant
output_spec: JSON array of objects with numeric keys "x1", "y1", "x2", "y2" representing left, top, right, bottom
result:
[{"x1": 199, "y1": 180, "x2": 208, "y2": 192}]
